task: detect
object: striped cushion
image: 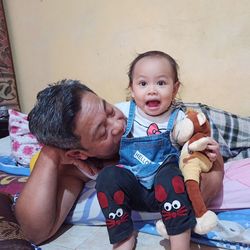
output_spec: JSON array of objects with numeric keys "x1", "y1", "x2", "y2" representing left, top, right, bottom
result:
[{"x1": 179, "y1": 102, "x2": 250, "y2": 162}]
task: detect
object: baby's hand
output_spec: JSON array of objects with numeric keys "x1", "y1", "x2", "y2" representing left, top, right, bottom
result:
[{"x1": 203, "y1": 138, "x2": 220, "y2": 162}]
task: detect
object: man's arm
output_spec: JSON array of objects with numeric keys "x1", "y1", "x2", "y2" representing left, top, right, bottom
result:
[{"x1": 15, "y1": 146, "x2": 88, "y2": 244}]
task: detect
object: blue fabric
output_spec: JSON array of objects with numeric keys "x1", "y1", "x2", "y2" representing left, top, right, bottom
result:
[
  {"x1": 0, "y1": 155, "x2": 30, "y2": 176},
  {"x1": 133, "y1": 209, "x2": 250, "y2": 249},
  {"x1": 119, "y1": 100, "x2": 179, "y2": 189},
  {"x1": 191, "y1": 209, "x2": 250, "y2": 249}
]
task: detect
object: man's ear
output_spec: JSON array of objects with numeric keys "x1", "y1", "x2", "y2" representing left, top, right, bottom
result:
[{"x1": 66, "y1": 149, "x2": 88, "y2": 160}]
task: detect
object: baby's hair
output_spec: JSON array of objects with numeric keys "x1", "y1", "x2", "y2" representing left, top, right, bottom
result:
[{"x1": 127, "y1": 50, "x2": 179, "y2": 87}]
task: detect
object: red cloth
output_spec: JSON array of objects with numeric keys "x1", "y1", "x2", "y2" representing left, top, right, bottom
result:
[{"x1": 0, "y1": 171, "x2": 27, "y2": 195}]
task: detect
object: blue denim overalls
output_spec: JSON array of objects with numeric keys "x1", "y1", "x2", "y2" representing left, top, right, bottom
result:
[{"x1": 119, "y1": 100, "x2": 180, "y2": 189}]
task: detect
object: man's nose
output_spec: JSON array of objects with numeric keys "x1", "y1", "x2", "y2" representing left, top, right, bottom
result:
[{"x1": 109, "y1": 116, "x2": 124, "y2": 136}]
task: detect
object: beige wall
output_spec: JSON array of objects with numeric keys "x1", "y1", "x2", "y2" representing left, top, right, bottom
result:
[{"x1": 3, "y1": 0, "x2": 250, "y2": 116}]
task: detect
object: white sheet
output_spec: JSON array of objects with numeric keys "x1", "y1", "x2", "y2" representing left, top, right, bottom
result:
[{"x1": 0, "y1": 136, "x2": 11, "y2": 156}]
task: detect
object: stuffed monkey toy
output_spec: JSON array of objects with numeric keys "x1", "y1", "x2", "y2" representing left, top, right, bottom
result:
[{"x1": 156, "y1": 109, "x2": 218, "y2": 237}]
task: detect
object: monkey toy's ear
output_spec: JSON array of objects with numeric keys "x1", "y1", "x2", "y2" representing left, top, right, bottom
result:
[
  {"x1": 173, "y1": 116, "x2": 194, "y2": 146},
  {"x1": 197, "y1": 112, "x2": 207, "y2": 126}
]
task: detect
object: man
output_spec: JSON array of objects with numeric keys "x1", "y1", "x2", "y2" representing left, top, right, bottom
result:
[{"x1": 15, "y1": 79, "x2": 224, "y2": 245}]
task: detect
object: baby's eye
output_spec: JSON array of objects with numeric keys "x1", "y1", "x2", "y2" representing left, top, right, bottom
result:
[
  {"x1": 157, "y1": 80, "x2": 166, "y2": 86},
  {"x1": 138, "y1": 81, "x2": 147, "y2": 87}
]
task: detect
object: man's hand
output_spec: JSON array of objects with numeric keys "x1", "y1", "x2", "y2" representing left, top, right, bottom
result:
[
  {"x1": 203, "y1": 138, "x2": 220, "y2": 162},
  {"x1": 200, "y1": 138, "x2": 224, "y2": 206},
  {"x1": 41, "y1": 146, "x2": 100, "y2": 180}
]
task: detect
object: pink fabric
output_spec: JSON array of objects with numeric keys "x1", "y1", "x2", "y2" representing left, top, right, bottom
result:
[
  {"x1": 8, "y1": 109, "x2": 42, "y2": 166},
  {"x1": 209, "y1": 158, "x2": 250, "y2": 210}
]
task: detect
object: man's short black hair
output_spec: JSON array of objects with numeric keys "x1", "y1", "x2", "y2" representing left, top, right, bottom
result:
[{"x1": 28, "y1": 79, "x2": 95, "y2": 149}]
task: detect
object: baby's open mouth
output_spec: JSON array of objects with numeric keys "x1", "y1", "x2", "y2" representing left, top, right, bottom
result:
[{"x1": 146, "y1": 100, "x2": 160, "y2": 107}]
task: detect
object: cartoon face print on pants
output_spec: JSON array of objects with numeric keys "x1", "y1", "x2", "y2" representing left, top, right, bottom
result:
[
  {"x1": 155, "y1": 176, "x2": 188, "y2": 221},
  {"x1": 97, "y1": 190, "x2": 129, "y2": 229}
]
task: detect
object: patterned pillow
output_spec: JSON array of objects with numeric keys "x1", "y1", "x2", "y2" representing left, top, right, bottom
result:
[
  {"x1": 8, "y1": 109, "x2": 42, "y2": 166},
  {"x1": 0, "y1": 192, "x2": 34, "y2": 249}
]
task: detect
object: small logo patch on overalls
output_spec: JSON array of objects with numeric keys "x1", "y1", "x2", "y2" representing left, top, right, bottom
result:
[{"x1": 134, "y1": 150, "x2": 152, "y2": 164}]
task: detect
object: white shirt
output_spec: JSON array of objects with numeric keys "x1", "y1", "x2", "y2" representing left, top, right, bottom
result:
[{"x1": 115, "y1": 101, "x2": 185, "y2": 149}]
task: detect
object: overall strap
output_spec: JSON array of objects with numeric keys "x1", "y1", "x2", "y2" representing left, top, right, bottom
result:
[
  {"x1": 167, "y1": 108, "x2": 180, "y2": 131},
  {"x1": 123, "y1": 100, "x2": 136, "y2": 137}
]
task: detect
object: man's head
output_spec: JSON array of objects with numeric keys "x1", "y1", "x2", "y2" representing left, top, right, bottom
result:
[{"x1": 29, "y1": 79, "x2": 126, "y2": 159}]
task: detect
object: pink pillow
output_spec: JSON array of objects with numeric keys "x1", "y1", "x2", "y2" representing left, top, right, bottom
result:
[
  {"x1": 209, "y1": 158, "x2": 250, "y2": 211},
  {"x1": 8, "y1": 109, "x2": 42, "y2": 166}
]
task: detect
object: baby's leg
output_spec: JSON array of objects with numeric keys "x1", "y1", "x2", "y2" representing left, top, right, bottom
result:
[
  {"x1": 96, "y1": 166, "x2": 143, "y2": 250},
  {"x1": 169, "y1": 229, "x2": 191, "y2": 250},
  {"x1": 154, "y1": 163, "x2": 196, "y2": 245},
  {"x1": 113, "y1": 232, "x2": 136, "y2": 250}
]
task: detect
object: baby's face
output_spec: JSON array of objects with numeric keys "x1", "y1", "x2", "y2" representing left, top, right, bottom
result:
[
  {"x1": 131, "y1": 56, "x2": 179, "y2": 116},
  {"x1": 73, "y1": 92, "x2": 126, "y2": 159}
]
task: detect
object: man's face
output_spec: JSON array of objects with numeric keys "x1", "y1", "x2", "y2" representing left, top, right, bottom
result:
[{"x1": 73, "y1": 92, "x2": 126, "y2": 159}]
